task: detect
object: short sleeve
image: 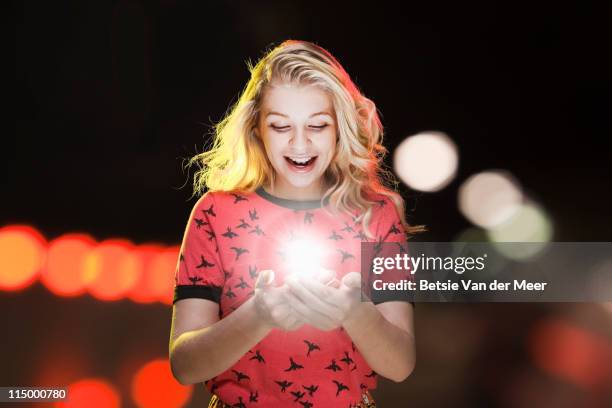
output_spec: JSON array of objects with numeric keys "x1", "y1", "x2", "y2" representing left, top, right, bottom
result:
[
  {"x1": 368, "y1": 196, "x2": 415, "y2": 307},
  {"x1": 173, "y1": 192, "x2": 225, "y2": 304}
]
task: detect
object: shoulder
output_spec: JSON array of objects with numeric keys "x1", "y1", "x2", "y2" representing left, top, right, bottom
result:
[{"x1": 192, "y1": 189, "x2": 253, "y2": 213}]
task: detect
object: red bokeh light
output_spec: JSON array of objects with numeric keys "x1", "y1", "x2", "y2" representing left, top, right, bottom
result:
[
  {"x1": 131, "y1": 358, "x2": 192, "y2": 408},
  {"x1": 55, "y1": 378, "x2": 120, "y2": 408},
  {"x1": 149, "y1": 246, "x2": 180, "y2": 305},
  {"x1": 529, "y1": 318, "x2": 612, "y2": 390}
]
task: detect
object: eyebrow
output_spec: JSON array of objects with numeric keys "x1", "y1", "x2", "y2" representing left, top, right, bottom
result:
[{"x1": 265, "y1": 111, "x2": 333, "y2": 119}]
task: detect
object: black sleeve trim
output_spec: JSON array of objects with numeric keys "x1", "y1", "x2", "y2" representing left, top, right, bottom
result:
[
  {"x1": 372, "y1": 299, "x2": 415, "y2": 308},
  {"x1": 173, "y1": 285, "x2": 222, "y2": 304}
]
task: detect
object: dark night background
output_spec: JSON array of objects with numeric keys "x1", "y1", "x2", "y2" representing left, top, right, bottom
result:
[{"x1": 7, "y1": 1, "x2": 612, "y2": 407}]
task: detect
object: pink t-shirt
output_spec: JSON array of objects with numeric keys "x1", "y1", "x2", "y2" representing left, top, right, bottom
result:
[{"x1": 173, "y1": 187, "x2": 412, "y2": 407}]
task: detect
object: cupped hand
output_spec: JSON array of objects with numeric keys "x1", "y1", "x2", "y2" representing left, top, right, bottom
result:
[
  {"x1": 252, "y1": 269, "x2": 304, "y2": 331},
  {"x1": 285, "y1": 271, "x2": 364, "y2": 331}
]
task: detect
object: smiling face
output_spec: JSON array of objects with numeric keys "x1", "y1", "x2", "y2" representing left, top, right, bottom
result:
[{"x1": 257, "y1": 82, "x2": 337, "y2": 200}]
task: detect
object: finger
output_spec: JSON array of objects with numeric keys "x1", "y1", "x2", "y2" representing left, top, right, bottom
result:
[
  {"x1": 341, "y1": 272, "x2": 362, "y2": 289},
  {"x1": 285, "y1": 290, "x2": 338, "y2": 328},
  {"x1": 285, "y1": 277, "x2": 344, "y2": 323}
]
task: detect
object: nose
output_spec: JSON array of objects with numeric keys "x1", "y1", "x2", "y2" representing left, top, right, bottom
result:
[{"x1": 289, "y1": 128, "x2": 311, "y2": 150}]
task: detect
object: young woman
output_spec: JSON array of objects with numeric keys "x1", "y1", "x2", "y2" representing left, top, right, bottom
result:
[{"x1": 169, "y1": 40, "x2": 424, "y2": 408}]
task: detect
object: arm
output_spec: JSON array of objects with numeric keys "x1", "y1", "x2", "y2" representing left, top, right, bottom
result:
[
  {"x1": 170, "y1": 270, "x2": 305, "y2": 385},
  {"x1": 342, "y1": 300, "x2": 415, "y2": 383},
  {"x1": 169, "y1": 297, "x2": 271, "y2": 385}
]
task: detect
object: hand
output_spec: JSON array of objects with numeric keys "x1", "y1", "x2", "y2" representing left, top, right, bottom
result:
[
  {"x1": 252, "y1": 270, "x2": 304, "y2": 331},
  {"x1": 285, "y1": 271, "x2": 364, "y2": 331}
]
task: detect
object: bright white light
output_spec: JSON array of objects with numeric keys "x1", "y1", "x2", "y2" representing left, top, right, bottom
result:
[
  {"x1": 458, "y1": 170, "x2": 523, "y2": 229},
  {"x1": 487, "y1": 201, "x2": 553, "y2": 260},
  {"x1": 283, "y1": 237, "x2": 327, "y2": 277},
  {"x1": 393, "y1": 131, "x2": 458, "y2": 192}
]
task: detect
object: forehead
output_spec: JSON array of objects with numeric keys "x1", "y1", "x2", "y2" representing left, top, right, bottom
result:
[{"x1": 260, "y1": 83, "x2": 334, "y2": 118}]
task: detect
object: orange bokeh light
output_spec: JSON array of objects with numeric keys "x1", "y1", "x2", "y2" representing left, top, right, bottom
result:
[
  {"x1": 0, "y1": 225, "x2": 46, "y2": 291},
  {"x1": 83, "y1": 239, "x2": 141, "y2": 301},
  {"x1": 55, "y1": 378, "x2": 120, "y2": 408},
  {"x1": 529, "y1": 318, "x2": 612, "y2": 389},
  {"x1": 126, "y1": 244, "x2": 165, "y2": 304},
  {"x1": 131, "y1": 358, "x2": 192, "y2": 408},
  {"x1": 149, "y1": 246, "x2": 180, "y2": 305},
  {"x1": 42, "y1": 233, "x2": 96, "y2": 297}
]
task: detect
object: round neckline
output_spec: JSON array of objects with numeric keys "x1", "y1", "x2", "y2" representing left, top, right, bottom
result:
[{"x1": 255, "y1": 186, "x2": 329, "y2": 210}]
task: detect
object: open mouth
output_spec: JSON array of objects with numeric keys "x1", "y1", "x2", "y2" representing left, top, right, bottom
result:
[{"x1": 284, "y1": 156, "x2": 317, "y2": 171}]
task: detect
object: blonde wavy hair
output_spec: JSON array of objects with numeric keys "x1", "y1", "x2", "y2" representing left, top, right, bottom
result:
[{"x1": 187, "y1": 39, "x2": 425, "y2": 239}]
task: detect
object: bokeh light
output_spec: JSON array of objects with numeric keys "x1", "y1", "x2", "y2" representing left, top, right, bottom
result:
[
  {"x1": 126, "y1": 243, "x2": 166, "y2": 304},
  {"x1": 0, "y1": 225, "x2": 46, "y2": 291},
  {"x1": 42, "y1": 233, "x2": 96, "y2": 297},
  {"x1": 458, "y1": 170, "x2": 523, "y2": 229},
  {"x1": 55, "y1": 378, "x2": 120, "y2": 408},
  {"x1": 83, "y1": 239, "x2": 141, "y2": 301},
  {"x1": 148, "y1": 246, "x2": 180, "y2": 305},
  {"x1": 131, "y1": 358, "x2": 192, "y2": 408},
  {"x1": 487, "y1": 201, "x2": 553, "y2": 260},
  {"x1": 528, "y1": 318, "x2": 612, "y2": 390},
  {"x1": 393, "y1": 131, "x2": 459, "y2": 192}
]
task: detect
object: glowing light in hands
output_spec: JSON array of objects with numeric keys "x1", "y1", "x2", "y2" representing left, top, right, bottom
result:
[{"x1": 283, "y1": 237, "x2": 327, "y2": 279}]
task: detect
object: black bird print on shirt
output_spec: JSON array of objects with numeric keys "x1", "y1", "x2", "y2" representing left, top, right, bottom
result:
[
  {"x1": 222, "y1": 227, "x2": 238, "y2": 239},
  {"x1": 299, "y1": 401, "x2": 313, "y2": 408},
  {"x1": 275, "y1": 380, "x2": 293, "y2": 392},
  {"x1": 237, "y1": 218, "x2": 251, "y2": 229},
  {"x1": 230, "y1": 193, "x2": 248, "y2": 204},
  {"x1": 341, "y1": 222, "x2": 355, "y2": 233},
  {"x1": 389, "y1": 223, "x2": 401, "y2": 235},
  {"x1": 376, "y1": 199, "x2": 387, "y2": 207},
  {"x1": 232, "y1": 369, "x2": 250, "y2": 382},
  {"x1": 232, "y1": 396, "x2": 246, "y2": 408},
  {"x1": 194, "y1": 218, "x2": 208, "y2": 229},
  {"x1": 203, "y1": 204, "x2": 216, "y2": 217},
  {"x1": 302, "y1": 384, "x2": 318, "y2": 397},
  {"x1": 205, "y1": 229, "x2": 216, "y2": 241},
  {"x1": 249, "y1": 391, "x2": 258, "y2": 402},
  {"x1": 304, "y1": 212, "x2": 314, "y2": 224},
  {"x1": 248, "y1": 265, "x2": 258, "y2": 279},
  {"x1": 337, "y1": 249, "x2": 355, "y2": 263},
  {"x1": 235, "y1": 276, "x2": 251, "y2": 289},
  {"x1": 304, "y1": 340, "x2": 320, "y2": 356},
  {"x1": 325, "y1": 359, "x2": 342, "y2": 372},
  {"x1": 285, "y1": 357, "x2": 304, "y2": 371},
  {"x1": 196, "y1": 255, "x2": 215, "y2": 268},
  {"x1": 328, "y1": 230, "x2": 343, "y2": 240},
  {"x1": 366, "y1": 370, "x2": 377, "y2": 378},
  {"x1": 230, "y1": 246, "x2": 249, "y2": 260},
  {"x1": 249, "y1": 350, "x2": 265, "y2": 363},
  {"x1": 290, "y1": 390, "x2": 305, "y2": 401},
  {"x1": 353, "y1": 231, "x2": 367, "y2": 241},
  {"x1": 340, "y1": 351, "x2": 354, "y2": 365},
  {"x1": 188, "y1": 276, "x2": 202, "y2": 285},
  {"x1": 225, "y1": 287, "x2": 236, "y2": 299},
  {"x1": 332, "y1": 380, "x2": 349, "y2": 396},
  {"x1": 249, "y1": 209, "x2": 259, "y2": 221},
  {"x1": 249, "y1": 225, "x2": 265, "y2": 236}
]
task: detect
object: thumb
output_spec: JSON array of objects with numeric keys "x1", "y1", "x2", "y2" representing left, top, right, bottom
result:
[
  {"x1": 341, "y1": 272, "x2": 362, "y2": 290},
  {"x1": 256, "y1": 269, "x2": 275, "y2": 289}
]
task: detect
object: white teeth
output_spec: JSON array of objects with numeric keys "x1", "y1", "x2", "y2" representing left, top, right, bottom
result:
[{"x1": 288, "y1": 157, "x2": 313, "y2": 164}]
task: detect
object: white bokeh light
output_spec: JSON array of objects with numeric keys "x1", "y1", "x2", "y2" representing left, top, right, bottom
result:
[
  {"x1": 487, "y1": 201, "x2": 553, "y2": 260},
  {"x1": 458, "y1": 170, "x2": 524, "y2": 229},
  {"x1": 393, "y1": 131, "x2": 459, "y2": 192}
]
